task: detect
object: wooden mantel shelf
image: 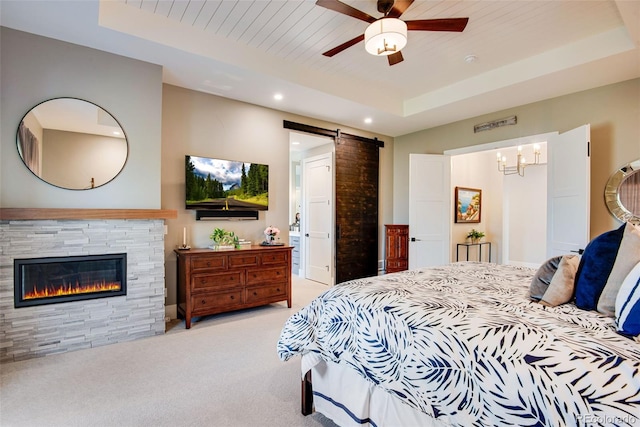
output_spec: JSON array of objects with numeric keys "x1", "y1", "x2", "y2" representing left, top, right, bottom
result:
[{"x1": 0, "y1": 208, "x2": 178, "y2": 220}]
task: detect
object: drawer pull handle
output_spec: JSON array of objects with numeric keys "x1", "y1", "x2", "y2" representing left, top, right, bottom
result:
[
  {"x1": 253, "y1": 274, "x2": 257, "y2": 278},
  {"x1": 277, "y1": 288, "x2": 280, "y2": 292},
  {"x1": 207, "y1": 261, "x2": 211, "y2": 267},
  {"x1": 277, "y1": 271, "x2": 280, "y2": 275},
  {"x1": 253, "y1": 291, "x2": 257, "y2": 296},
  {"x1": 201, "y1": 299, "x2": 206, "y2": 304},
  {"x1": 230, "y1": 295, "x2": 234, "y2": 300}
]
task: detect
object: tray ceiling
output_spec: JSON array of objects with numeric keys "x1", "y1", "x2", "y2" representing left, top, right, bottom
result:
[{"x1": 1, "y1": 0, "x2": 639, "y2": 136}]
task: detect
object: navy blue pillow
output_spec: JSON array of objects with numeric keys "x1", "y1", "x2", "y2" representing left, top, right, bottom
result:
[{"x1": 574, "y1": 224, "x2": 625, "y2": 310}]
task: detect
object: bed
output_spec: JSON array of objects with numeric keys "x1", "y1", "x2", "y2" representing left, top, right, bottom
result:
[{"x1": 277, "y1": 261, "x2": 640, "y2": 426}]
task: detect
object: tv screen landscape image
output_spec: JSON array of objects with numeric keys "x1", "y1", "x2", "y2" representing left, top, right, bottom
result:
[{"x1": 186, "y1": 155, "x2": 268, "y2": 211}]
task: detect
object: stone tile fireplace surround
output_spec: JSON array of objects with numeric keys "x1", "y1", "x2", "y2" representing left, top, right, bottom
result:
[{"x1": 0, "y1": 209, "x2": 175, "y2": 362}]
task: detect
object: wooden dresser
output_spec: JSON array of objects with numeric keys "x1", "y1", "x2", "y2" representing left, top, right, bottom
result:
[
  {"x1": 385, "y1": 224, "x2": 409, "y2": 273},
  {"x1": 174, "y1": 246, "x2": 292, "y2": 328}
]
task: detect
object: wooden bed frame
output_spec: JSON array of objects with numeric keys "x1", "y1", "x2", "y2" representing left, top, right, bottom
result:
[
  {"x1": 298, "y1": 361, "x2": 444, "y2": 426},
  {"x1": 301, "y1": 370, "x2": 313, "y2": 415}
]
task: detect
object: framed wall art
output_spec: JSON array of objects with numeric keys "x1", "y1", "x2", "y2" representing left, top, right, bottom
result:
[{"x1": 455, "y1": 187, "x2": 481, "y2": 223}]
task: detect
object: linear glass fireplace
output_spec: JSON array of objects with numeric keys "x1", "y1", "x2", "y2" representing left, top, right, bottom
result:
[{"x1": 14, "y1": 253, "x2": 127, "y2": 308}]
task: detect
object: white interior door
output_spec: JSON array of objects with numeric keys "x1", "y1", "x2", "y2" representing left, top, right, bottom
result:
[
  {"x1": 547, "y1": 124, "x2": 591, "y2": 257},
  {"x1": 409, "y1": 154, "x2": 451, "y2": 269},
  {"x1": 303, "y1": 153, "x2": 333, "y2": 285}
]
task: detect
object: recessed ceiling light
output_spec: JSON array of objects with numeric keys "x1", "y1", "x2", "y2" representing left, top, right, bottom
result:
[
  {"x1": 274, "y1": 93, "x2": 283, "y2": 101},
  {"x1": 113, "y1": 131, "x2": 120, "y2": 135},
  {"x1": 364, "y1": 117, "x2": 373, "y2": 124},
  {"x1": 292, "y1": 141, "x2": 300, "y2": 145}
]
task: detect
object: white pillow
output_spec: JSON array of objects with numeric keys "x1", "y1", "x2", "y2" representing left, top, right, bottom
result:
[{"x1": 615, "y1": 261, "x2": 640, "y2": 337}]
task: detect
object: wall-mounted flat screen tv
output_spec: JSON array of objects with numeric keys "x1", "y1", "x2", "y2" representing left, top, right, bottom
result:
[{"x1": 185, "y1": 155, "x2": 268, "y2": 211}]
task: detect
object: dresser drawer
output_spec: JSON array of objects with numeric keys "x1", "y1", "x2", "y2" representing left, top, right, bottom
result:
[
  {"x1": 387, "y1": 228, "x2": 408, "y2": 235},
  {"x1": 192, "y1": 272, "x2": 242, "y2": 292},
  {"x1": 191, "y1": 255, "x2": 227, "y2": 272},
  {"x1": 229, "y1": 253, "x2": 258, "y2": 268},
  {"x1": 261, "y1": 251, "x2": 288, "y2": 265},
  {"x1": 246, "y1": 283, "x2": 287, "y2": 303},
  {"x1": 191, "y1": 290, "x2": 243, "y2": 314},
  {"x1": 246, "y1": 266, "x2": 287, "y2": 285},
  {"x1": 387, "y1": 260, "x2": 408, "y2": 270}
]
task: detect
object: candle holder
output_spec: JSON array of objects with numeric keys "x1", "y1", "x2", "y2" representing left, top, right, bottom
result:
[{"x1": 179, "y1": 227, "x2": 190, "y2": 250}]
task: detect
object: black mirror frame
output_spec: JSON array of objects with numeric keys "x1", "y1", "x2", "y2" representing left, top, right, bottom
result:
[{"x1": 16, "y1": 97, "x2": 128, "y2": 191}]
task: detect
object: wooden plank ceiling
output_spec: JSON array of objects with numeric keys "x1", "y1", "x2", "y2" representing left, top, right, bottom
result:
[{"x1": 124, "y1": 0, "x2": 624, "y2": 97}]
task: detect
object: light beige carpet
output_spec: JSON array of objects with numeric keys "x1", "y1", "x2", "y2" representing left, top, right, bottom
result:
[{"x1": 0, "y1": 276, "x2": 338, "y2": 427}]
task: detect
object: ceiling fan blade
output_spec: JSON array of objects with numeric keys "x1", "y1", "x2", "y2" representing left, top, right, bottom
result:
[
  {"x1": 406, "y1": 18, "x2": 469, "y2": 32},
  {"x1": 386, "y1": 0, "x2": 414, "y2": 18},
  {"x1": 387, "y1": 51, "x2": 404, "y2": 66},
  {"x1": 322, "y1": 34, "x2": 365, "y2": 57},
  {"x1": 315, "y1": 0, "x2": 377, "y2": 23}
]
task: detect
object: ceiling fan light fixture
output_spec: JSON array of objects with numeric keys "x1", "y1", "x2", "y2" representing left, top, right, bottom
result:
[{"x1": 364, "y1": 18, "x2": 407, "y2": 56}]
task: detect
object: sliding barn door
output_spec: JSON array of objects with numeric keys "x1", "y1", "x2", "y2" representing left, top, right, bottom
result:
[{"x1": 335, "y1": 135, "x2": 380, "y2": 284}]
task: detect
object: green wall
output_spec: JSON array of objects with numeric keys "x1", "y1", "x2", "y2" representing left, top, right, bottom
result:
[
  {"x1": 0, "y1": 27, "x2": 163, "y2": 209},
  {"x1": 394, "y1": 78, "x2": 640, "y2": 238}
]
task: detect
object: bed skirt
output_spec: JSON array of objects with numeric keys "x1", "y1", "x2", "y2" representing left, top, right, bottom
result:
[{"x1": 302, "y1": 353, "x2": 448, "y2": 427}]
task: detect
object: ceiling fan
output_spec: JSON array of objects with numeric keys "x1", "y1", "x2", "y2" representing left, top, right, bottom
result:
[{"x1": 317, "y1": 0, "x2": 469, "y2": 66}]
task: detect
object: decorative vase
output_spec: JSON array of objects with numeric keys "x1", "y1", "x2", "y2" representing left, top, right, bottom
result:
[{"x1": 265, "y1": 234, "x2": 274, "y2": 244}]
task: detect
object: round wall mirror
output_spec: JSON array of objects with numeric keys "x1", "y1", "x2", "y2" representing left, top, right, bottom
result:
[
  {"x1": 604, "y1": 158, "x2": 640, "y2": 224},
  {"x1": 16, "y1": 98, "x2": 128, "y2": 190}
]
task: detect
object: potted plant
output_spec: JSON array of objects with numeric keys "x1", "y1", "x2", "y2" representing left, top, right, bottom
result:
[
  {"x1": 467, "y1": 229, "x2": 485, "y2": 244},
  {"x1": 209, "y1": 228, "x2": 239, "y2": 250}
]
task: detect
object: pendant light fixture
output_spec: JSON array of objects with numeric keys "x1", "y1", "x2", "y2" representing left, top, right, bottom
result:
[{"x1": 364, "y1": 18, "x2": 408, "y2": 56}]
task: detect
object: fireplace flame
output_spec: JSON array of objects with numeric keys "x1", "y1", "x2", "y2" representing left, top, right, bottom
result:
[{"x1": 24, "y1": 280, "x2": 122, "y2": 300}]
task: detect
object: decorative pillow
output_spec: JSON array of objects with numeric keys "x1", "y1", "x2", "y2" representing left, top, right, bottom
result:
[
  {"x1": 615, "y1": 261, "x2": 640, "y2": 337},
  {"x1": 574, "y1": 224, "x2": 626, "y2": 311},
  {"x1": 539, "y1": 255, "x2": 580, "y2": 307},
  {"x1": 597, "y1": 223, "x2": 640, "y2": 316},
  {"x1": 529, "y1": 256, "x2": 562, "y2": 301}
]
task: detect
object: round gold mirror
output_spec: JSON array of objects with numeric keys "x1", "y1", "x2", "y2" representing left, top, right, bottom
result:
[
  {"x1": 17, "y1": 98, "x2": 128, "y2": 190},
  {"x1": 604, "y1": 158, "x2": 640, "y2": 224}
]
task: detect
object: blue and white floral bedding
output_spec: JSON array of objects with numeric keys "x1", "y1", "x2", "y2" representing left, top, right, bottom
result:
[{"x1": 277, "y1": 262, "x2": 640, "y2": 426}]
